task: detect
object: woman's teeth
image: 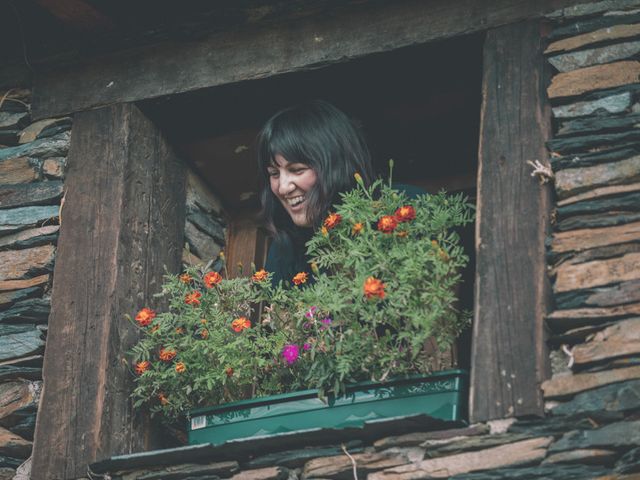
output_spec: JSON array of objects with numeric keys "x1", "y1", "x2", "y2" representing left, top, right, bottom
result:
[{"x1": 287, "y1": 196, "x2": 305, "y2": 207}]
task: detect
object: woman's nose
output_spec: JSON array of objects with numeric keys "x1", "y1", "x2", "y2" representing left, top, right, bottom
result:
[{"x1": 278, "y1": 173, "x2": 295, "y2": 195}]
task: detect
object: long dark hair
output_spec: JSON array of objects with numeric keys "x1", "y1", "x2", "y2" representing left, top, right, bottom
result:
[{"x1": 257, "y1": 100, "x2": 374, "y2": 238}]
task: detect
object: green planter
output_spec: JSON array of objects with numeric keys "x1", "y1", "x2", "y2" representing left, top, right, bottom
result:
[{"x1": 188, "y1": 369, "x2": 467, "y2": 446}]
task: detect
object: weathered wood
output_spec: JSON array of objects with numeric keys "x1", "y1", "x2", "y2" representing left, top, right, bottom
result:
[
  {"x1": 556, "y1": 279, "x2": 640, "y2": 309},
  {"x1": 550, "y1": 221, "x2": 640, "y2": 254},
  {"x1": 34, "y1": 0, "x2": 114, "y2": 32},
  {"x1": 551, "y1": 144, "x2": 640, "y2": 170},
  {"x1": 0, "y1": 275, "x2": 49, "y2": 292},
  {"x1": 554, "y1": 252, "x2": 640, "y2": 293},
  {"x1": 547, "y1": 61, "x2": 640, "y2": 99},
  {"x1": 556, "y1": 211, "x2": 640, "y2": 231},
  {"x1": 0, "y1": 182, "x2": 63, "y2": 209},
  {"x1": 0, "y1": 226, "x2": 59, "y2": 251},
  {"x1": 548, "y1": 130, "x2": 640, "y2": 155},
  {"x1": 31, "y1": 104, "x2": 186, "y2": 479},
  {"x1": 0, "y1": 158, "x2": 38, "y2": 185},
  {"x1": 552, "y1": 92, "x2": 632, "y2": 119},
  {"x1": 542, "y1": 365, "x2": 640, "y2": 398},
  {"x1": 32, "y1": 0, "x2": 589, "y2": 119},
  {"x1": 471, "y1": 21, "x2": 552, "y2": 422},
  {"x1": 572, "y1": 318, "x2": 640, "y2": 365},
  {"x1": 225, "y1": 213, "x2": 268, "y2": 278},
  {"x1": 368, "y1": 437, "x2": 553, "y2": 480},
  {"x1": 546, "y1": 23, "x2": 640, "y2": 54},
  {"x1": 549, "y1": 40, "x2": 640, "y2": 72},
  {"x1": 557, "y1": 185, "x2": 640, "y2": 210},
  {"x1": 555, "y1": 156, "x2": 640, "y2": 199},
  {"x1": 557, "y1": 113, "x2": 640, "y2": 138},
  {"x1": 0, "y1": 245, "x2": 55, "y2": 281}
]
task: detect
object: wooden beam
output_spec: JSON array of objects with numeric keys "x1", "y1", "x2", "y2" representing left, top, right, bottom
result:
[
  {"x1": 470, "y1": 20, "x2": 553, "y2": 422},
  {"x1": 35, "y1": 0, "x2": 115, "y2": 32},
  {"x1": 30, "y1": 104, "x2": 186, "y2": 479},
  {"x1": 32, "y1": 0, "x2": 589, "y2": 120}
]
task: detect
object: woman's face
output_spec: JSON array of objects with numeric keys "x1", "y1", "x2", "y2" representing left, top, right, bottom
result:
[{"x1": 267, "y1": 153, "x2": 318, "y2": 227}]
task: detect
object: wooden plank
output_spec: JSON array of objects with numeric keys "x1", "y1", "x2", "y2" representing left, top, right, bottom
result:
[
  {"x1": 547, "y1": 61, "x2": 640, "y2": 99},
  {"x1": 554, "y1": 252, "x2": 640, "y2": 293},
  {"x1": 34, "y1": 0, "x2": 114, "y2": 32},
  {"x1": 542, "y1": 365, "x2": 640, "y2": 398},
  {"x1": 225, "y1": 212, "x2": 269, "y2": 278},
  {"x1": 30, "y1": 104, "x2": 186, "y2": 479},
  {"x1": 545, "y1": 23, "x2": 640, "y2": 54},
  {"x1": 550, "y1": 221, "x2": 640, "y2": 254},
  {"x1": 32, "y1": 0, "x2": 589, "y2": 120},
  {"x1": 471, "y1": 20, "x2": 552, "y2": 422}
]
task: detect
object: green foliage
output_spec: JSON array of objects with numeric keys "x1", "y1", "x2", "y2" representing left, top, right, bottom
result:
[{"x1": 128, "y1": 178, "x2": 474, "y2": 420}]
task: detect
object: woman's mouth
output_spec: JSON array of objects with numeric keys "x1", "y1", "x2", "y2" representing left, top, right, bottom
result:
[{"x1": 286, "y1": 195, "x2": 306, "y2": 208}]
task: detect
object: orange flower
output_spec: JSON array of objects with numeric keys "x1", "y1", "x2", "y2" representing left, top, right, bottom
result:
[
  {"x1": 175, "y1": 327, "x2": 185, "y2": 334},
  {"x1": 203, "y1": 271, "x2": 222, "y2": 288},
  {"x1": 323, "y1": 212, "x2": 342, "y2": 230},
  {"x1": 200, "y1": 318, "x2": 207, "y2": 324},
  {"x1": 158, "y1": 393, "x2": 169, "y2": 405},
  {"x1": 395, "y1": 205, "x2": 416, "y2": 222},
  {"x1": 135, "y1": 307, "x2": 156, "y2": 327},
  {"x1": 354, "y1": 172, "x2": 364, "y2": 186},
  {"x1": 179, "y1": 273, "x2": 193, "y2": 284},
  {"x1": 363, "y1": 277, "x2": 385, "y2": 300},
  {"x1": 135, "y1": 361, "x2": 150, "y2": 375},
  {"x1": 175, "y1": 362, "x2": 186, "y2": 373},
  {"x1": 231, "y1": 317, "x2": 251, "y2": 332},
  {"x1": 185, "y1": 291, "x2": 201, "y2": 305},
  {"x1": 377, "y1": 215, "x2": 398, "y2": 233},
  {"x1": 225, "y1": 367, "x2": 234, "y2": 377},
  {"x1": 351, "y1": 222, "x2": 364, "y2": 235},
  {"x1": 200, "y1": 328, "x2": 209, "y2": 339},
  {"x1": 321, "y1": 226, "x2": 329, "y2": 237},
  {"x1": 252, "y1": 269, "x2": 269, "y2": 282},
  {"x1": 159, "y1": 348, "x2": 177, "y2": 362},
  {"x1": 292, "y1": 271, "x2": 308, "y2": 286}
]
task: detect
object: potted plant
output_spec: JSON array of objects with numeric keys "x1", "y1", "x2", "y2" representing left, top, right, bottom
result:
[{"x1": 128, "y1": 173, "x2": 474, "y2": 445}]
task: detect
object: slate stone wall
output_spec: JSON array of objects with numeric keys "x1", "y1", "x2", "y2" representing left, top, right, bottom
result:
[
  {"x1": 0, "y1": 88, "x2": 67, "y2": 480},
  {"x1": 94, "y1": 1, "x2": 640, "y2": 479}
]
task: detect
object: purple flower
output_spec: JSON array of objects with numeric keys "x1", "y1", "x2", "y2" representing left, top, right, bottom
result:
[
  {"x1": 304, "y1": 306, "x2": 318, "y2": 319},
  {"x1": 303, "y1": 322, "x2": 311, "y2": 330},
  {"x1": 321, "y1": 317, "x2": 332, "y2": 325},
  {"x1": 303, "y1": 343, "x2": 311, "y2": 351},
  {"x1": 282, "y1": 344, "x2": 300, "y2": 365}
]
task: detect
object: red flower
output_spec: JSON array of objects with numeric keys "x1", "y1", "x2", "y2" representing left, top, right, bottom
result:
[
  {"x1": 377, "y1": 215, "x2": 398, "y2": 233},
  {"x1": 252, "y1": 269, "x2": 269, "y2": 282},
  {"x1": 231, "y1": 317, "x2": 251, "y2": 332},
  {"x1": 395, "y1": 205, "x2": 416, "y2": 222},
  {"x1": 225, "y1": 367, "x2": 234, "y2": 377},
  {"x1": 363, "y1": 277, "x2": 385, "y2": 300},
  {"x1": 135, "y1": 361, "x2": 150, "y2": 375},
  {"x1": 175, "y1": 362, "x2": 186, "y2": 373},
  {"x1": 185, "y1": 291, "x2": 201, "y2": 305},
  {"x1": 135, "y1": 307, "x2": 156, "y2": 327},
  {"x1": 203, "y1": 271, "x2": 222, "y2": 288},
  {"x1": 323, "y1": 212, "x2": 342, "y2": 230},
  {"x1": 159, "y1": 348, "x2": 177, "y2": 362},
  {"x1": 292, "y1": 272, "x2": 308, "y2": 286}
]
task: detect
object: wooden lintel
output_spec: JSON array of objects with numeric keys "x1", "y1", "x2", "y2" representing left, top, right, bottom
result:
[
  {"x1": 33, "y1": 0, "x2": 588, "y2": 120},
  {"x1": 35, "y1": 0, "x2": 115, "y2": 32}
]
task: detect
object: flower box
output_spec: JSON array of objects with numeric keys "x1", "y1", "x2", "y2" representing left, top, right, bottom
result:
[{"x1": 187, "y1": 369, "x2": 467, "y2": 446}]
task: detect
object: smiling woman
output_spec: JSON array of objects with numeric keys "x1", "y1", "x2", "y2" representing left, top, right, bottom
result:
[{"x1": 257, "y1": 100, "x2": 375, "y2": 286}]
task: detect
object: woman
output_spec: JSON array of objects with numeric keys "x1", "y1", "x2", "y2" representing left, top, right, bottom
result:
[{"x1": 257, "y1": 100, "x2": 375, "y2": 286}]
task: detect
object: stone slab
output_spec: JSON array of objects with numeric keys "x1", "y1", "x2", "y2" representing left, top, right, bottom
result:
[
  {"x1": 550, "y1": 420, "x2": 640, "y2": 452},
  {"x1": 548, "y1": 61, "x2": 640, "y2": 99},
  {"x1": 0, "y1": 226, "x2": 59, "y2": 251},
  {"x1": 546, "y1": 23, "x2": 640, "y2": 54},
  {"x1": 0, "y1": 245, "x2": 55, "y2": 281},
  {"x1": 0, "y1": 426, "x2": 31, "y2": 458},
  {"x1": 552, "y1": 378, "x2": 640, "y2": 415},
  {"x1": 0, "y1": 158, "x2": 37, "y2": 185},
  {"x1": 0, "y1": 274, "x2": 49, "y2": 292},
  {"x1": 542, "y1": 365, "x2": 640, "y2": 398},
  {"x1": 549, "y1": 40, "x2": 640, "y2": 72},
  {"x1": 0, "y1": 132, "x2": 69, "y2": 161},
  {"x1": 552, "y1": 92, "x2": 632, "y2": 118}
]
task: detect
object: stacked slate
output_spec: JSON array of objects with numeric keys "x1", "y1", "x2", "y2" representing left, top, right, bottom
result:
[{"x1": 0, "y1": 88, "x2": 65, "y2": 478}]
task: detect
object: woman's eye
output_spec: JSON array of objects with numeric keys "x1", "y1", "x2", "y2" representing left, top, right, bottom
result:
[{"x1": 268, "y1": 170, "x2": 279, "y2": 177}]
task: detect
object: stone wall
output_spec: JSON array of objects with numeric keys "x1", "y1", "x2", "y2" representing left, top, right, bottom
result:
[
  {"x1": 94, "y1": 1, "x2": 640, "y2": 479},
  {"x1": 0, "y1": 88, "x2": 67, "y2": 480}
]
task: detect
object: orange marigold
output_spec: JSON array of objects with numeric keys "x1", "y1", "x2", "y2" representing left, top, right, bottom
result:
[
  {"x1": 175, "y1": 327, "x2": 185, "y2": 334},
  {"x1": 377, "y1": 215, "x2": 398, "y2": 233},
  {"x1": 323, "y1": 212, "x2": 342, "y2": 230},
  {"x1": 292, "y1": 271, "x2": 308, "y2": 286},
  {"x1": 225, "y1": 367, "x2": 234, "y2": 377},
  {"x1": 203, "y1": 271, "x2": 222, "y2": 288},
  {"x1": 231, "y1": 317, "x2": 251, "y2": 332},
  {"x1": 135, "y1": 361, "x2": 150, "y2": 375},
  {"x1": 175, "y1": 362, "x2": 186, "y2": 373},
  {"x1": 363, "y1": 276, "x2": 385, "y2": 300},
  {"x1": 185, "y1": 291, "x2": 201, "y2": 305},
  {"x1": 395, "y1": 205, "x2": 416, "y2": 222},
  {"x1": 159, "y1": 348, "x2": 177, "y2": 362},
  {"x1": 135, "y1": 307, "x2": 156, "y2": 327},
  {"x1": 158, "y1": 393, "x2": 169, "y2": 405},
  {"x1": 351, "y1": 222, "x2": 364, "y2": 235},
  {"x1": 252, "y1": 269, "x2": 269, "y2": 282},
  {"x1": 179, "y1": 273, "x2": 193, "y2": 284},
  {"x1": 321, "y1": 226, "x2": 329, "y2": 237},
  {"x1": 200, "y1": 328, "x2": 209, "y2": 339}
]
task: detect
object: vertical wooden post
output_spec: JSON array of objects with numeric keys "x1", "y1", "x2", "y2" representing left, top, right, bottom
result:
[
  {"x1": 470, "y1": 20, "x2": 553, "y2": 422},
  {"x1": 31, "y1": 104, "x2": 186, "y2": 479}
]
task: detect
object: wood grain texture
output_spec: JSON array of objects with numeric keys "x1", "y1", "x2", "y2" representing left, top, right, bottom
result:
[
  {"x1": 471, "y1": 20, "x2": 552, "y2": 422},
  {"x1": 32, "y1": 0, "x2": 589, "y2": 119},
  {"x1": 30, "y1": 104, "x2": 186, "y2": 479}
]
